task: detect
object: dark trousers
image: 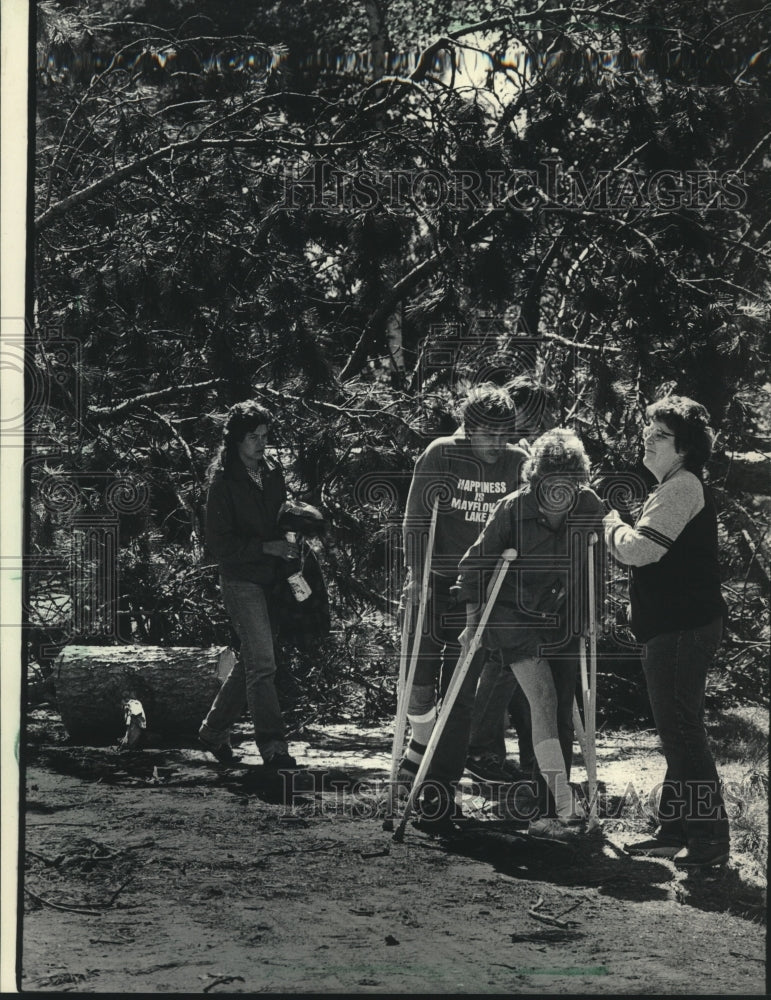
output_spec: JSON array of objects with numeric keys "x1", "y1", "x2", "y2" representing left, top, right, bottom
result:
[
  {"x1": 409, "y1": 573, "x2": 485, "y2": 784},
  {"x1": 412, "y1": 573, "x2": 465, "y2": 693},
  {"x1": 643, "y1": 617, "x2": 729, "y2": 846},
  {"x1": 428, "y1": 649, "x2": 488, "y2": 784}
]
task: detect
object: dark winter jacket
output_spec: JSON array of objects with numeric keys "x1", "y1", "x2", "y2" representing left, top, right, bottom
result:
[
  {"x1": 454, "y1": 484, "x2": 604, "y2": 657},
  {"x1": 204, "y1": 457, "x2": 288, "y2": 586}
]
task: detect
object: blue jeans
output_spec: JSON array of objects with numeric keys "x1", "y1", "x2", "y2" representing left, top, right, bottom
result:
[
  {"x1": 200, "y1": 578, "x2": 288, "y2": 762},
  {"x1": 643, "y1": 617, "x2": 729, "y2": 846}
]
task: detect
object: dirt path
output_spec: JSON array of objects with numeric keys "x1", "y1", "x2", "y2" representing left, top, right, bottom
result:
[{"x1": 19, "y1": 710, "x2": 767, "y2": 994}]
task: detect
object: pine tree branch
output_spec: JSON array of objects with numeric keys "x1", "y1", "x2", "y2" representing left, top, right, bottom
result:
[
  {"x1": 36, "y1": 135, "x2": 207, "y2": 230},
  {"x1": 339, "y1": 197, "x2": 615, "y2": 379},
  {"x1": 339, "y1": 207, "x2": 506, "y2": 381},
  {"x1": 36, "y1": 132, "x2": 375, "y2": 231},
  {"x1": 138, "y1": 406, "x2": 199, "y2": 480},
  {"x1": 542, "y1": 329, "x2": 617, "y2": 353},
  {"x1": 88, "y1": 379, "x2": 224, "y2": 420},
  {"x1": 521, "y1": 225, "x2": 571, "y2": 336},
  {"x1": 252, "y1": 383, "x2": 419, "y2": 433}
]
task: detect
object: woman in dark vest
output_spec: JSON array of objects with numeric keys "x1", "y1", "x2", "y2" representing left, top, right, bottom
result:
[
  {"x1": 198, "y1": 401, "x2": 298, "y2": 769},
  {"x1": 604, "y1": 396, "x2": 729, "y2": 867}
]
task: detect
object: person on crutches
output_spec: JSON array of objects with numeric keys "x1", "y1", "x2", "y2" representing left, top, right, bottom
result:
[
  {"x1": 448, "y1": 429, "x2": 605, "y2": 842},
  {"x1": 394, "y1": 384, "x2": 526, "y2": 827},
  {"x1": 465, "y1": 374, "x2": 559, "y2": 783}
]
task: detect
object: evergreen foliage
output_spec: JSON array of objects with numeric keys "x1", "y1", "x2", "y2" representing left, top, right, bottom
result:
[{"x1": 30, "y1": 0, "x2": 770, "y2": 721}]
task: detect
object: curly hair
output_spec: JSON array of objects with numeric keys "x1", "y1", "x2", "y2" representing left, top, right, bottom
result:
[
  {"x1": 524, "y1": 428, "x2": 591, "y2": 487},
  {"x1": 458, "y1": 383, "x2": 517, "y2": 433},
  {"x1": 208, "y1": 400, "x2": 273, "y2": 482},
  {"x1": 646, "y1": 395, "x2": 715, "y2": 475}
]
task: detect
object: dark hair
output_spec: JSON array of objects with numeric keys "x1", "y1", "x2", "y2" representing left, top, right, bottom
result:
[
  {"x1": 504, "y1": 373, "x2": 557, "y2": 434},
  {"x1": 524, "y1": 428, "x2": 591, "y2": 485},
  {"x1": 646, "y1": 395, "x2": 715, "y2": 474},
  {"x1": 208, "y1": 400, "x2": 272, "y2": 482},
  {"x1": 459, "y1": 383, "x2": 517, "y2": 433}
]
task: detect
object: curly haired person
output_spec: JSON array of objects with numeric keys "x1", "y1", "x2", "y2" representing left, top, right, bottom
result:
[{"x1": 443, "y1": 429, "x2": 605, "y2": 840}]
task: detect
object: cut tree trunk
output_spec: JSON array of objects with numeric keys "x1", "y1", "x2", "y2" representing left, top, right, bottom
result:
[
  {"x1": 715, "y1": 451, "x2": 771, "y2": 495},
  {"x1": 52, "y1": 645, "x2": 227, "y2": 742}
]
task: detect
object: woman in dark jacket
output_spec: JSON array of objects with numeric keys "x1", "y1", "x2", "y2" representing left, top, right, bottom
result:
[
  {"x1": 604, "y1": 396, "x2": 729, "y2": 867},
  {"x1": 198, "y1": 401, "x2": 298, "y2": 769}
]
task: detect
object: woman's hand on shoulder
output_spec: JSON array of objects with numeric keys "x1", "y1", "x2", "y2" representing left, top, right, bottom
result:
[{"x1": 575, "y1": 485, "x2": 605, "y2": 514}]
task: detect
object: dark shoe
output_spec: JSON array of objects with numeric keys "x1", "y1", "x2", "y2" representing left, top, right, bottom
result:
[
  {"x1": 492, "y1": 779, "x2": 538, "y2": 823},
  {"x1": 501, "y1": 758, "x2": 529, "y2": 781},
  {"x1": 413, "y1": 782, "x2": 459, "y2": 835},
  {"x1": 623, "y1": 835, "x2": 683, "y2": 859},
  {"x1": 198, "y1": 735, "x2": 235, "y2": 765},
  {"x1": 510, "y1": 782, "x2": 539, "y2": 821},
  {"x1": 674, "y1": 842, "x2": 730, "y2": 868},
  {"x1": 528, "y1": 815, "x2": 586, "y2": 844},
  {"x1": 264, "y1": 751, "x2": 298, "y2": 770},
  {"x1": 394, "y1": 764, "x2": 415, "y2": 800},
  {"x1": 466, "y1": 753, "x2": 511, "y2": 784},
  {"x1": 411, "y1": 812, "x2": 460, "y2": 836}
]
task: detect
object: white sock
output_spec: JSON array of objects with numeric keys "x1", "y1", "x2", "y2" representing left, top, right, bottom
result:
[
  {"x1": 406, "y1": 684, "x2": 437, "y2": 755},
  {"x1": 533, "y1": 737, "x2": 575, "y2": 818}
]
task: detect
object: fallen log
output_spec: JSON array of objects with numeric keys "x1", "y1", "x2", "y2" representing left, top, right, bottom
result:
[
  {"x1": 52, "y1": 645, "x2": 229, "y2": 742},
  {"x1": 714, "y1": 451, "x2": 771, "y2": 496}
]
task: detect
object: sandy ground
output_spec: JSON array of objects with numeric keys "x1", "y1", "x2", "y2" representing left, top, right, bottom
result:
[{"x1": 17, "y1": 707, "x2": 768, "y2": 995}]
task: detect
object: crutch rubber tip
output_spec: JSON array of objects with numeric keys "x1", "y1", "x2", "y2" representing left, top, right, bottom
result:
[
  {"x1": 502, "y1": 548, "x2": 517, "y2": 560},
  {"x1": 392, "y1": 826, "x2": 405, "y2": 844},
  {"x1": 382, "y1": 818, "x2": 394, "y2": 832}
]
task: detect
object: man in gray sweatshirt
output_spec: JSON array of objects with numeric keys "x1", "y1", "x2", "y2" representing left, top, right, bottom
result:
[{"x1": 399, "y1": 384, "x2": 527, "y2": 806}]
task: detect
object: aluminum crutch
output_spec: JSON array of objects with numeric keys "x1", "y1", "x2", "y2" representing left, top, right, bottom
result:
[
  {"x1": 383, "y1": 498, "x2": 438, "y2": 831},
  {"x1": 393, "y1": 548, "x2": 517, "y2": 843},
  {"x1": 579, "y1": 531, "x2": 599, "y2": 825},
  {"x1": 572, "y1": 696, "x2": 589, "y2": 763}
]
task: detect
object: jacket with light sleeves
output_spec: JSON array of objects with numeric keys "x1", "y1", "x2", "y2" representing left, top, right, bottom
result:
[{"x1": 604, "y1": 466, "x2": 727, "y2": 643}]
